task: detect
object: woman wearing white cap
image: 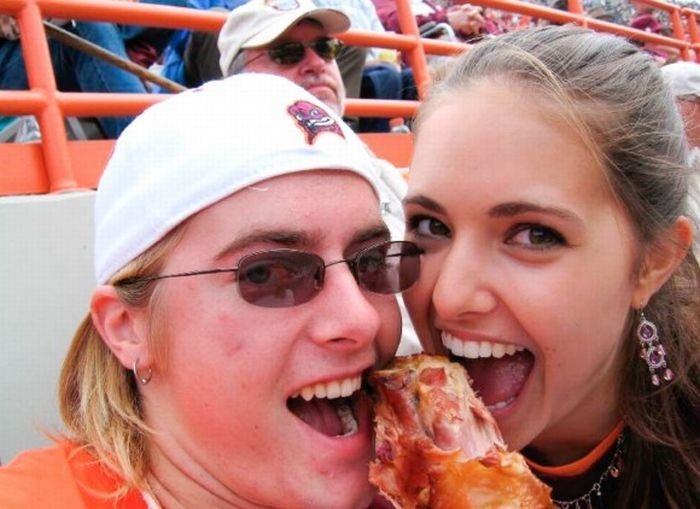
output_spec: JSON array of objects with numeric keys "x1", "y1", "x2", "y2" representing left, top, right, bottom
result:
[{"x1": 0, "y1": 74, "x2": 421, "y2": 509}]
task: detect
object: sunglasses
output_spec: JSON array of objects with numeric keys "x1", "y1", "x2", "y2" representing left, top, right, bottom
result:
[
  {"x1": 115, "y1": 240, "x2": 422, "y2": 309},
  {"x1": 266, "y1": 37, "x2": 343, "y2": 66}
]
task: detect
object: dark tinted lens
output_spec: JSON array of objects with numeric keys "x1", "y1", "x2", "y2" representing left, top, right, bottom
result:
[
  {"x1": 355, "y1": 241, "x2": 421, "y2": 294},
  {"x1": 268, "y1": 41, "x2": 305, "y2": 65},
  {"x1": 313, "y1": 38, "x2": 342, "y2": 60},
  {"x1": 237, "y1": 250, "x2": 323, "y2": 308}
]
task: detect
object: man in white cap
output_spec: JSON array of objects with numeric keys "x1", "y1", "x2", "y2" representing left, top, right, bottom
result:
[
  {"x1": 217, "y1": 0, "x2": 422, "y2": 355},
  {"x1": 181, "y1": 0, "x2": 367, "y2": 105},
  {"x1": 217, "y1": 0, "x2": 350, "y2": 116}
]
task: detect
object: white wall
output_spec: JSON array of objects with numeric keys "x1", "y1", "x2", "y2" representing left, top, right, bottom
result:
[{"x1": 0, "y1": 191, "x2": 95, "y2": 464}]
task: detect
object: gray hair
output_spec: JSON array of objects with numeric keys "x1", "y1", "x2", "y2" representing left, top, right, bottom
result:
[{"x1": 226, "y1": 49, "x2": 248, "y2": 76}]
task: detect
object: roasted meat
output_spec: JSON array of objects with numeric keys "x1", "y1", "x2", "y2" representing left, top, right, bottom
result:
[{"x1": 368, "y1": 354, "x2": 553, "y2": 509}]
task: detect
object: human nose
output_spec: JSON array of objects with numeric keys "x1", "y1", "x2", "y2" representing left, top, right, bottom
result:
[
  {"x1": 307, "y1": 262, "x2": 383, "y2": 350},
  {"x1": 431, "y1": 243, "x2": 497, "y2": 320},
  {"x1": 299, "y1": 44, "x2": 329, "y2": 73}
]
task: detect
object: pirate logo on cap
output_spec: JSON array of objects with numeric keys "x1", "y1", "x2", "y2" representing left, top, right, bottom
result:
[
  {"x1": 288, "y1": 100, "x2": 345, "y2": 144},
  {"x1": 265, "y1": 0, "x2": 299, "y2": 10}
]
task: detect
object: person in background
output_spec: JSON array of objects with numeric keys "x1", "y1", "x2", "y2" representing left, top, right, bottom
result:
[
  {"x1": 372, "y1": 0, "x2": 492, "y2": 41},
  {"x1": 0, "y1": 0, "x2": 186, "y2": 138},
  {"x1": 159, "y1": 0, "x2": 248, "y2": 89},
  {"x1": 404, "y1": 25, "x2": 699, "y2": 507},
  {"x1": 0, "y1": 14, "x2": 146, "y2": 138},
  {"x1": 0, "y1": 73, "x2": 422, "y2": 508},
  {"x1": 218, "y1": 0, "x2": 423, "y2": 354},
  {"x1": 314, "y1": 0, "x2": 417, "y2": 132},
  {"x1": 163, "y1": 0, "x2": 367, "y2": 103}
]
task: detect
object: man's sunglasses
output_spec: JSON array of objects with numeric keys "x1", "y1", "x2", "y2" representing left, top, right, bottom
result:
[
  {"x1": 267, "y1": 37, "x2": 343, "y2": 66},
  {"x1": 115, "y1": 240, "x2": 422, "y2": 309}
]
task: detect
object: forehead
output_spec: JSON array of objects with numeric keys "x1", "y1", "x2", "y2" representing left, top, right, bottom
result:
[
  {"x1": 180, "y1": 171, "x2": 383, "y2": 253},
  {"x1": 411, "y1": 83, "x2": 610, "y2": 204}
]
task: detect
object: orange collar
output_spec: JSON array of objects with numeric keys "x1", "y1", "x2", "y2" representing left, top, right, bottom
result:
[{"x1": 525, "y1": 421, "x2": 625, "y2": 478}]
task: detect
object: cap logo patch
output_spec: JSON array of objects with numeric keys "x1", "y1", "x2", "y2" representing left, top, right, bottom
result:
[
  {"x1": 288, "y1": 100, "x2": 345, "y2": 144},
  {"x1": 265, "y1": 0, "x2": 299, "y2": 11}
]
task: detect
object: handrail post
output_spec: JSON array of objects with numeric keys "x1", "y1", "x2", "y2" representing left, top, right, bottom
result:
[
  {"x1": 568, "y1": 0, "x2": 586, "y2": 28},
  {"x1": 684, "y1": 11, "x2": 700, "y2": 61},
  {"x1": 395, "y1": 0, "x2": 430, "y2": 100},
  {"x1": 17, "y1": 0, "x2": 76, "y2": 192},
  {"x1": 670, "y1": 8, "x2": 691, "y2": 61}
]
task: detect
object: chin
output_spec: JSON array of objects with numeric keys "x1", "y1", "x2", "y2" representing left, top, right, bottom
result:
[
  {"x1": 296, "y1": 481, "x2": 374, "y2": 509},
  {"x1": 310, "y1": 91, "x2": 342, "y2": 115}
]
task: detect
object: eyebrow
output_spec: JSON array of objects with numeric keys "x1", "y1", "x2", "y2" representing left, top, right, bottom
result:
[
  {"x1": 403, "y1": 194, "x2": 446, "y2": 215},
  {"x1": 214, "y1": 223, "x2": 390, "y2": 262},
  {"x1": 489, "y1": 201, "x2": 583, "y2": 225},
  {"x1": 405, "y1": 194, "x2": 582, "y2": 224}
]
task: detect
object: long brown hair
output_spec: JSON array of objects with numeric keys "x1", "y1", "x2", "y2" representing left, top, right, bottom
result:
[{"x1": 417, "y1": 25, "x2": 700, "y2": 507}]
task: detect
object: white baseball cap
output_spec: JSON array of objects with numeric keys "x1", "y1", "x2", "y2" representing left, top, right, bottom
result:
[
  {"x1": 94, "y1": 73, "x2": 379, "y2": 284},
  {"x1": 661, "y1": 61, "x2": 700, "y2": 99},
  {"x1": 218, "y1": 0, "x2": 349, "y2": 76}
]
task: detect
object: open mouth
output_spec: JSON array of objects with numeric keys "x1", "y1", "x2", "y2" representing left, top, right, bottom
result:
[
  {"x1": 287, "y1": 375, "x2": 363, "y2": 437},
  {"x1": 442, "y1": 332, "x2": 534, "y2": 411}
]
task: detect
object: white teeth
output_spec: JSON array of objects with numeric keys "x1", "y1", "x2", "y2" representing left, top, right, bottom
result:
[
  {"x1": 441, "y1": 331, "x2": 525, "y2": 360},
  {"x1": 463, "y1": 341, "x2": 480, "y2": 359},
  {"x1": 292, "y1": 375, "x2": 361, "y2": 401},
  {"x1": 492, "y1": 343, "x2": 506, "y2": 358},
  {"x1": 487, "y1": 396, "x2": 515, "y2": 411}
]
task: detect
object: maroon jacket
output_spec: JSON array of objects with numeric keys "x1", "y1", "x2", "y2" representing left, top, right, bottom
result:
[{"x1": 371, "y1": 0, "x2": 448, "y2": 33}]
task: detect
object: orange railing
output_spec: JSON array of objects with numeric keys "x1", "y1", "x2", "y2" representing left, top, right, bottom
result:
[{"x1": 1, "y1": 0, "x2": 699, "y2": 195}]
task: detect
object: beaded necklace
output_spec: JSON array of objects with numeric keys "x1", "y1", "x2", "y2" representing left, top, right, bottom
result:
[
  {"x1": 526, "y1": 421, "x2": 625, "y2": 509},
  {"x1": 552, "y1": 433, "x2": 624, "y2": 509}
]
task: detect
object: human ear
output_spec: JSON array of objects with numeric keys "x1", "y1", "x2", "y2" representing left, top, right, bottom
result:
[
  {"x1": 632, "y1": 216, "x2": 693, "y2": 308},
  {"x1": 90, "y1": 285, "x2": 152, "y2": 371}
]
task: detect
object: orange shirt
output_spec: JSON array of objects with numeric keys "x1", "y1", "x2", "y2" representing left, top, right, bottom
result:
[{"x1": 0, "y1": 441, "x2": 146, "y2": 509}]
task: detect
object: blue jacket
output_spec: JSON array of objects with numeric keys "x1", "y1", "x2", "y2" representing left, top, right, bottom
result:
[{"x1": 159, "y1": 0, "x2": 248, "y2": 90}]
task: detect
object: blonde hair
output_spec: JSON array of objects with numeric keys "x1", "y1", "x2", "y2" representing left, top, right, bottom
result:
[
  {"x1": 58, "y1": 224, "x2": 185, "y2": 494},
  {"x1": 415, "y1": 25, "x2": 700, "y2": 507}
]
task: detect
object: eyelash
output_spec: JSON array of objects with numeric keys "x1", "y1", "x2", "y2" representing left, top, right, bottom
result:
[
  {"x1": 505, "y1": 223, "x2": 567, "y2": 249},
  {"x1": 406, "y1": 215, "x2": 451, "y2": 239}
]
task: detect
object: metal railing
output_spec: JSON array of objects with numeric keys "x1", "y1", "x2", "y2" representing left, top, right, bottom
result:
[{"x1": 0, "y1": 0, "x2": 698, "y2": 194}]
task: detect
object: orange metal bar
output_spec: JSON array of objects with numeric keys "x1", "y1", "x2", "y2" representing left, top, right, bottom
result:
[
  {"x1": 568, "y1": 0, "x2": 584, "y2": 15},
  {"x1": 34, "y1": 0, "x2": 227, "y2": 31},
  {"x1": 16, "y1": 0, "x2": 75, "y2": 192},
  {"x1": 0, "y1": 90, "x2": 46, "y2": 114},
  {"x1": 57, "y1": 92, "x2": 165, "y2": 116},
  {"x1": 683, "y1": 11, "x2": 700, "y2": 61},
  {"x1": 345, "y1": 99, "x2": 420, "y2": 119},
  {"x1": 395, "y1": 0, "x2": 430, "y2": 100},
  {"x1": 3, "y1": 0, "x2": 700, "y2": 195},
  {"x1": 671, "y1": 9, "x2": 691, "y2": 61}
]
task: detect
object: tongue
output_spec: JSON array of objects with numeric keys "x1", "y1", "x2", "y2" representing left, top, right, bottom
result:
[
  {"x1": 458, "y1": 350, "x2": 534, "y2": 406},
  {"x1": 288, "y1": 397, "x2": 343, "y2": 436}
]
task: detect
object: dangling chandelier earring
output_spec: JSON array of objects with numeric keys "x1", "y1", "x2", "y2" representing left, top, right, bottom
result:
[{"x1": 637, "y1": 312, "x2": 674, "y2": 386}]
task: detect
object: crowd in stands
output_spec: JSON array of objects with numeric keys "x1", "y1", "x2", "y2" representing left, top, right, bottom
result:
[{"x1": 2, "y1": 0, "x2": 700, "y2": 140}]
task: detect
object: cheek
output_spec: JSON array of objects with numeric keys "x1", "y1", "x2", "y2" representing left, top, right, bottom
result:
[
  {"x1": 403, "y1": 258, "x2": 442, "y2": 351},
  {"x1": 374, "y1": 297, "x2": 402, "y2": 364}
]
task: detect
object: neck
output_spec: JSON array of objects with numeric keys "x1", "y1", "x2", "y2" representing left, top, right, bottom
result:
[
  {"x1": 525, "y1": 421, "x2": 625, "y2": 477},
  {"x1": 146, "y1": 442, "x2": 260, "y2": 509}
]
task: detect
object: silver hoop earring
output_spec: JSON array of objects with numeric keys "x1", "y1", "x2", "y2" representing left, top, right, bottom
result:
[
  {"x1": 637, "y1": 312, "x2": 673, "y2": 386},
  {"x1": 132, "y1": 358, "x2": 153, "y2": 385}
]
